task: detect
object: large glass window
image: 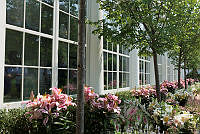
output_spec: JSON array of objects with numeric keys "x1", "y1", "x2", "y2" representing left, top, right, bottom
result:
[
  {"x1": 139, "y1": 57, "x2": 150, "y2": 85},
  {"x1": 4, "y1": 0, "x2": 79, "y2": 102},
  {"x1": 103, "y1": 41, "x2": 130, "y2": 90}
]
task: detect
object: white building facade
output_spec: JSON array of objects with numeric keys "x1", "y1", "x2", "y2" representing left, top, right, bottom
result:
[{"x1": 0, "y1": 0, "x2": 183, "y2": 108}]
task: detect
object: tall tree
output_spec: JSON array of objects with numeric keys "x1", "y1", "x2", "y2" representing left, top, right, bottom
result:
[
  {"x1": 76, "y1": 0, "x2": 86, "y2": 133},
  {"x1": 168, "y1": 1, "x2": 200, "y2": 88},
  {"x1": 90, "y1": 0, "x2": 197, "y2": 101}
]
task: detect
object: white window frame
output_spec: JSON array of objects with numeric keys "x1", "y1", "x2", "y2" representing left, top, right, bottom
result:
[{"x1": 1, "y1": 0, "x2": 80, "y2": 108}]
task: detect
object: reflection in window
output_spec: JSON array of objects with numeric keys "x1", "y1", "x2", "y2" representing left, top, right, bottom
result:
[
  {"x1": 40, "y1": 37, "x2": 52, "y2": 67},
  {"x1": 42, "y1": 0, "x2": 54, "y2": 6},
  {"x1": 4, "y1": 67, "x2": 22, "y2": 102},
  {"x1": 6, "y1": 0, "x2": 24, "y2": 27},
  {"x1": 5, "y1": 29, "x2": 23, "y2": 65},
  {"x1": 58, "y1": 69, "x2": 68, "y2": 93},
  {"x1": 104, "y1": 72, "x2": 108, "y2": 90},
  {"x1": 70, "y1": 17, "x2": 78, "y2": 41},
  {"x1": 69, "y1": 44, "x2": 77, "y2": 68},
  {"x1": 41, "y1": 4, "x2": 53, "y2": 35},
  {"x1": 139, "y1": 57, "x2": 150, "y2": 85},
  {"x1": 24, "y1": 33, "x2": 39, "y2": 66},
  {"x1": 59, "y1": 0, "x2": 69, "y2": 12},
  {"x1": 23, "y1": 68, "x2": 38, "y2": 100},
  {"x1": 59, "y1": 12, "x2": 69, "y2": 39},
  {"x1": 70, "y1": 0, "x2": 78, "y2": 16},
  {"x1": 40, "y1": 69, "x2": 52, "y2": 95},
  {"x1": 25, "y1": 0, "x2": 40, "y2": 31},
  {"x1": 58, "y1": 41, "x2": 68, "y2": 68},
  {"x1": 69, "y1": 70, "x2": 77, "y2": 94}
]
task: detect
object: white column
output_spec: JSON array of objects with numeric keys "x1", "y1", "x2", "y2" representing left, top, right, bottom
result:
[
  {"x1": 86, "y1": 0, "x2": 103, "y2": 94},
  {"x1": 129, "y1": 49, "x2": 139, "y2": 88},
  {"x1": 0, "y1": 0, "x2": 6, "y2": 108},
  {"x1": 150, "y1": 57, "x2": 155, "y2": 85},
  {"x1": 52, "y1": 0, "x2": 59, "y2": 87}
]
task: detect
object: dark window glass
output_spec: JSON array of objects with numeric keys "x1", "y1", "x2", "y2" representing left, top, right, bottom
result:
[
  {"x1": 59, "y1": 0, "x2": 69, "y2": 12},
  {"x1": 40, "y1": 37, "x2": 52, "y2": 67},
  {"x1": 5, "y1": 29, "x2": 23, "y2": 65},
  {"x1": 58, "y1": 69, "x2": 68, "y2": 94},
  {"x1": 119, "y1": 56, "x2": 122, "y2": 71},
  {"x1": 108, "y1": 53, "x2": 112, "y2": 71},
  {"x1": 104, "y1": 72, "x2": 107, "y2": 90},
  {"x1": 59, "y1": 12, "x2": 69, "y2": 39},
  {"x1": 69, "y1": 70, "x2": 77, "y2": 94},
  {"x1": 6, "y1": 0, "x2": 24, "y2": 27},
  {"x1": 70, "y1": 0, "x2": 78, "y2": 16},
  {"x1": 119, "y1": 72, "x2": 122, "y2": 88},
  {"x1": 4, "y1": 67, "x2": 22, "y2": 102},
  {"x1": 25, "y1": 0, "x2": 40, "y2": 31},
  {"x1": 108, "y1": 72, "x2": 112, "y2": 90},
  {"x1": 69, "y1": 44, "x2": 77, "y2": 68},
  {"x1": 39, "y1": 69, "x2": 52, "y2": 95},
  {"x1": 119, "y1": 45, "x2": 122, "y2": 54},
  {"x1": 139, "y1": 73, "x2": 143, "y2": 85},
  {"x1": 23, "y1": 68, "x2": 38, "y2": 100},
  {"x1": 42, "y1": 0, "x2": 54, "y2": 6},
  {"x1": 113, "y1": 44, "x2": 117, "y2": 52},
  {"x1": 103, "y1": 52, "x2": 107, "y2": 70},
  {"x1": 58, "y1": 41, "x2": 68, "y2": 68},
  {"x1": 41, "y1": 4, "x2": 53, "y2": 35},
  {"x1": 24, "y1": 33, "x2": 39, "y2": 66},
  {"x1": 70, "y1": 17, "x2": 78, "y2": 41},
  {"x1": 113, "y1": 54, "x2": 117, "y2": 71}
]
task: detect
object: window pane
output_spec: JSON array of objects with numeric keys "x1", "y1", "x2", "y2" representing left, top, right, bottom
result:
[
  {"x1": 24, "y1": 33, "x2": 39, "y2": 66},
  {"x1": 123, "y1": 57, "x2": 129, "y2": 72},
  {"x1": 139, "y1": 73, "x2": 143, "y2": 85},
  {"x1": 119, "y1": 56, "x2": 122, "y2": 71},
  {"x1": 113, "y1": 54, "x2": 117, "y2": 71},
  {"x1": 123, "y1": 73, "x2": 129, "y2": 87},
  {"x1": 69, "y1": 44, "x2": 77, "y2": 68},
  {"x1": 40, "y1": 69, "x2": 52, "y2": 95},
  {"x1": 25, "y1": 0, "x2": 40, "y2": 31},
  {"x1": 145, "y1": 74, "x2": 150, "y2": 85},
  {"x1": 5, "y1": 29, "x2": 23, "y2": 65},
  {"x1": 41, "y1": 4, "x2": 53, "y2": 35},
  {"x1": 4, "y1": 67, "x2": 22, "y2": 102},
  {"x1": 113, "y1": 72, "x2": 117, "y2": 89},
  {"x1": 119, "y1": 72, "x2": 122, "y2": 88},
  {"x1": 70, "y1": 17, "x2": 78, "y2": 42},
  {"x1": 104, "y1": 72, "x2": 107, "y2": 90},
  {"x1": 69, "y1": 70, "x2": 77, "y2": 94},
  {"x1": 40, "y1": 37, "x2": 52, "y2": 67},
  {"x1": 59, "y1": 0, "x2": 69, "y2": 12},
  {"x1": 70, "y1": 0, "x2": 78, "y2": 16},
  {"x1": 145, "y1": 62, "x2": 150, "y2": 74},
  {"x1": 108, "y1": 72, "x2": 112, "y2": 90},
  {"x1": 59, "y1": 12, "x2": 69, "y2": 39},
  {"x1": 108, "y1": 53, "x2": 112, "y2": 71},
  {"x1": 58, "y1": 41, "x2": 68, "y2": 68},
  {"x1": 119, "y1": 45, "x2": 122, "y2": 54},
  {"x1": 103, "y1": 52, "x2": 107, "y2": 70},
  {"x1": 23, "y1": 68, "x2": 38, "y2": 100},
  {"x1": 139, "y1": 60, "x2": 144, "y2": 73},
  {"x1": 6, "y1": 0, "x2": 24, "y2": 27},
  {"x1": 58, "y1": 69, "x2": 68, "y2": 94},
  {"x1": 113, "y1": 44, "x2": 117, "y2": 52},
  {"x1": 42, "y1": 0, "x2": 54, "y2": 6}
]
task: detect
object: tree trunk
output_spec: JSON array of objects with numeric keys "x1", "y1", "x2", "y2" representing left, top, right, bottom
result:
[
  {"x1": 152, "y1": 51, "x2": 161, "y2": 102},
  {"x1": 178, "y1": 46, "x2": 182, "y2": 89},
  {"x1": 184, "y1": 58, "x2": 187, "y2": 89},
  {"x1": 76, "y1": 0, "x2": 86, "y2": 134}
]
